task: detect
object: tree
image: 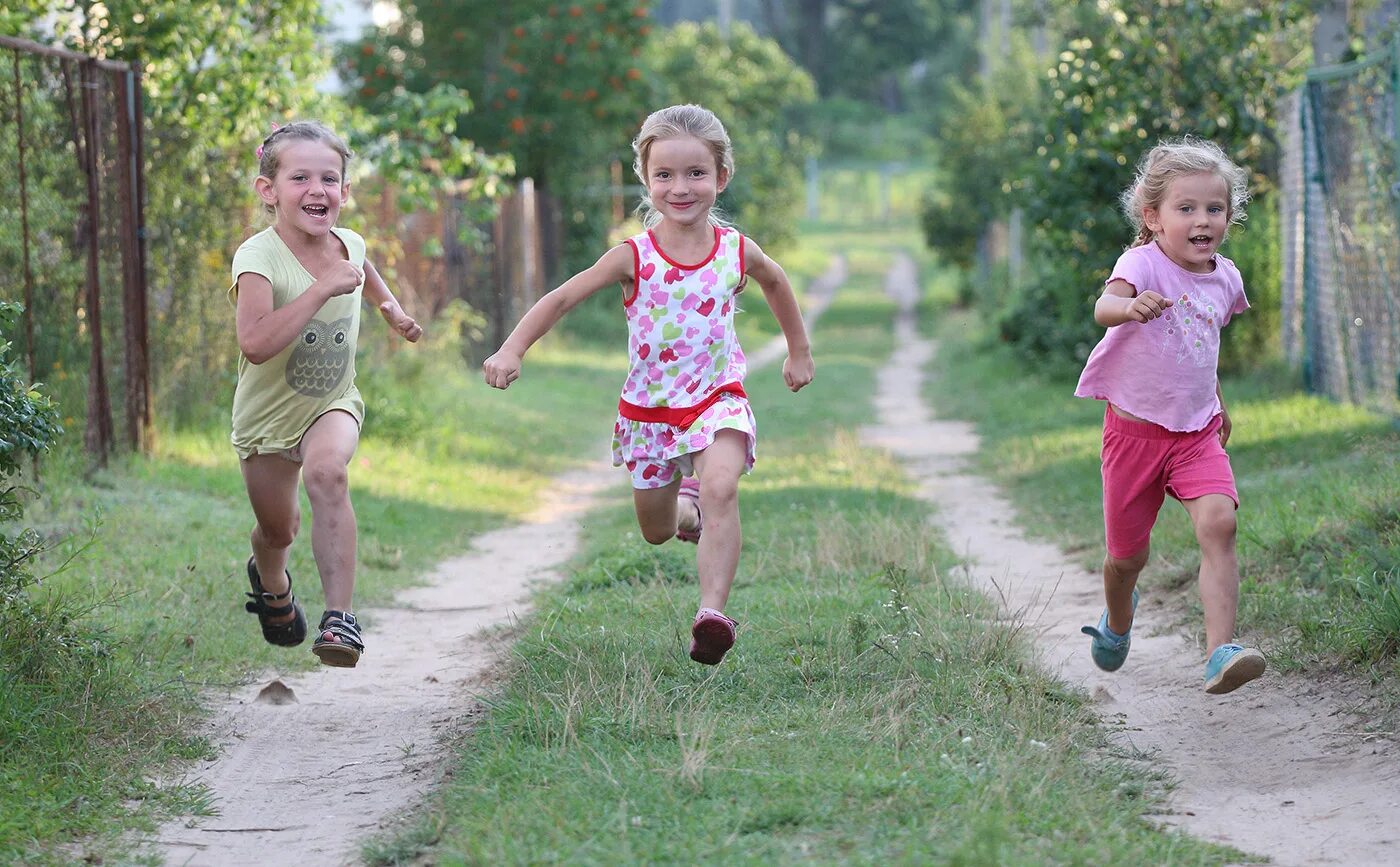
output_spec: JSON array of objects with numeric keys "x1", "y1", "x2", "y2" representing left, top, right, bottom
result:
[
  {"x1": 954, "y1": 0, "x2": 1311, "y2": 365},
  {"x1": 341, "y1": 1, "x2": 655, "y2": 273},
  {"x1": 644, "y1": 22, "x2": 817, "y2": 248},
  {"x1": 759, "y1": 0, "x2": 978, "y2": 105}
]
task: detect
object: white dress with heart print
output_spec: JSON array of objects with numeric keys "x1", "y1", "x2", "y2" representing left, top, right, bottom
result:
[{"x1": 611, "y1": 226, "x2": 757, "y2": 489}]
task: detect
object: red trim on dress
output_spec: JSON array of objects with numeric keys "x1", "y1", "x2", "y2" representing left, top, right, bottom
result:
[
  {"x1": 646, "y1": 225, "x2": 722, "y2": 270},
  {"x1": 618, "y1": 381, "x2": 747, "y2": 430},
  {"x1": 623, "y1": 238, "x2": 642, "y2": 306}
]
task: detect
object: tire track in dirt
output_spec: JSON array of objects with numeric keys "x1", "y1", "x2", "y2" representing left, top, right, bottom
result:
[{"x1": 860, "y1": 252, "x2": 1400, "y2": 866}]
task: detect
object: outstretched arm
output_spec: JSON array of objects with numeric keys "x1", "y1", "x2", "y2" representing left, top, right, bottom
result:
[
  {"x1": 364, "y1": 259, "x2": 423, "y2": 342},
  {"x1": 744, "y1": 237, "x2": 814, "y2": 392},
  {"x1": 482, "y1": 243, "x2": 634, "y2": 389},
  {"x1": 1095, "y1": 278, "x2": 1174, "y2": 327}
]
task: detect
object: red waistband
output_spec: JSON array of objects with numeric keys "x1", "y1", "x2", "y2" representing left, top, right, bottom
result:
[{"x1": 618, "y1": 381, "x2": 747, "y2": 429}]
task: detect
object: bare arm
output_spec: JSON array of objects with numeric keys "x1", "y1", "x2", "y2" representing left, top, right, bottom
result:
[
  {"x1": 235, "y1": 261, "x2": 362, "y2": 364},
  {"x1": 482, "y1": 243, "x2": 634, "y2": 389},
  {"x1": 744, "y1": 236, "x2": 814, "y2": 392},
  {"x1": 1094, "y1": 278, "x2": 1173, "y2": 327},
  {"x1": 1216, "y1": 379, "x2": 1232, "y2": 446},
  {"x1": 363, "y1": 258, "x2": 423, "y2": 342}
]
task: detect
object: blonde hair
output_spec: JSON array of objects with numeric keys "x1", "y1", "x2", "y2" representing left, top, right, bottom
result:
[
  {"x1": 256, "y1": 120, "x2": 353, "y2": 215},
  {"x1": 1121, "y1": 136, "x2": 1250, "y2": 247},
  {"x1": 631, "y1": 104, "x2": 734, "y2": 228}
]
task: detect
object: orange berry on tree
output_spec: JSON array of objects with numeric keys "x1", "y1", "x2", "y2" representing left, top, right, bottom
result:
[
  {"x1": 554, "y1": 53, "x2": 566, "y2": 64},
  {"x1": 506, "y1": 87, "x2": 519, "y2": 100},
  {"x1": 565, "y1": 33, "x2": 577, "y2": 44},
  {"x1": 510, "y1": 117, "x2": 527, "y2": 133},
  {"x1": 584, "y1": 87, "x2": 598, "y2": 100},
  {"x1": 513, "y1": 26, "x2": 526, "y2": 37},
  {"x1": 569, "y1": 5, "x2": 583, "y2": 16},
  {"x1": 626, "y1": 67, "x2": 641, "y2": 80}
]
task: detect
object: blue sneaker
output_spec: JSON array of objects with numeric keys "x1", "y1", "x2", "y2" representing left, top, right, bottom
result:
[
  {"x1": 1080, "y1": 589, "x2": 1139, "y2": 672},
  {"x1": 1203, "y1": 643, "x2": 1266, "y2": 694}
]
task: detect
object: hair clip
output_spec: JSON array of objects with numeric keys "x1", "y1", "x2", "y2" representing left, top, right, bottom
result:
[{"x1": 256, "y1": 122, "x2": 283, "y2": 160}]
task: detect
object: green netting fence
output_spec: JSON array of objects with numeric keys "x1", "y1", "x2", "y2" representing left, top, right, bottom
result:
[{"x1": 1296, "y1": 40, "x2": 1400, "y2": 418}]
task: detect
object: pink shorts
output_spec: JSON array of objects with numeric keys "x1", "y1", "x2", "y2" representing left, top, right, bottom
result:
[{"x1": 1100, "y1": 407, "x2": 1238, "y2": 559}]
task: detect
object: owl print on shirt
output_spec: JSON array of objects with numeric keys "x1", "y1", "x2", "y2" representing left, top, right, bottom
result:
[{"x1": 286, "y1": 316, "x2": 352, "y2": 396}]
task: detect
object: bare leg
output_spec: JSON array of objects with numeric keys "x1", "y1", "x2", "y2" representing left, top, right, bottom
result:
[
  {"x1": 634, "y1": 478, "x2": 683, "y2": 544},
  {"x1": 689, "y1": 430, "x2": 747, "y2": 612},
  {"x1": 1104, "y1": 547, "x2": 1149, "y2": 635},
  {"x1": 1182, "y1": 493, "x2": 1240, "y2": 651},
  {"x1": 298, "y1": 410, "x2": 361, "y2": 612},
  {"x1": 240, "y1": 453, "x2": 302, "y2": 624}
]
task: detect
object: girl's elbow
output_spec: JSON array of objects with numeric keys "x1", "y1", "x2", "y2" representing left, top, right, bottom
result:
[{"x1": 238, "y1": 341, "x2": 270, "y2": 364}]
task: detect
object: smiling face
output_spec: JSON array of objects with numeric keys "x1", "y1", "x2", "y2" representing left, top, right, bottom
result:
[
  {"x1": 644, "y1": 134, "x2": 729, "y2": 229},
  {"x1": 255, "y1": 140, "x2": 348, "y2": 238},
  {"x1": 1143, "y1": 171, "x2": 1230, "y2": 273}
]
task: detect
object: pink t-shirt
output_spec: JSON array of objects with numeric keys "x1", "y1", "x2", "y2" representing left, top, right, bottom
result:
[{"x1": 1074, "y1": 241, "x2": 1249, "y2": 432}]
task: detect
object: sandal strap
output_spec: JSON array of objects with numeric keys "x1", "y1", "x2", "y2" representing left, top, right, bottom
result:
[
  {"x1": 245, "y1": 590, "x2": 296, "y2": 617},
  {"x1": 317, "y1": 610, "x2": 364, "y2": 652}
]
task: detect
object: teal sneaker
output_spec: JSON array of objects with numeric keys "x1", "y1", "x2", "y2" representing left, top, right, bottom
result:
[
  {"x1": 1080, "y1": 589, "x2": 1139, "y2": 672},
  {"x1": 1203, "y1": 643, "x2": 1266, "y2": 694}
]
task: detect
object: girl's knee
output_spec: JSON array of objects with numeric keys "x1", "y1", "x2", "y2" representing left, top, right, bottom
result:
[
  {"x1": 1196, "y1": 508, "x2": 1237, "y2": 549},
  {"x1": 302, "y1": 460, "x2": 349, "y2": 499},
  {"x1": 639, "y1": 525, "x2": 674, "y2": 546},
  {"x1": 699, "y1": 476, "x2": 739, "y2": 510},
  {"x1": 257, "y1": 520, "x2": 298, "y2": 550},
  {"x1": 1106, "y1": 548, "x2": 1149, "y2": 576}
]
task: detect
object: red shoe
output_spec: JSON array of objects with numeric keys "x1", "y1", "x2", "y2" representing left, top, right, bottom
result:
[
  {"x1": 689, "y1": 608, "x2": 736, "y2": 665},
  {"x1": 676, "y1": 476, "x2": 702, "y2": 544}
]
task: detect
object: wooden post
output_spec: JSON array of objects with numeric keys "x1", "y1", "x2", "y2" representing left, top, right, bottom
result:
[
  {"x1": 80, "y1": 58, "x2": 113, "y2": 465},
  {"x1": 116, "y1": 64, "x2": 150, "y2": 452}
]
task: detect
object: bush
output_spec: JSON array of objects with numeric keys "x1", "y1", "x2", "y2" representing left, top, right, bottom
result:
[{"x1": 0, "y1": 301, "x2": 63, "y2": 615}]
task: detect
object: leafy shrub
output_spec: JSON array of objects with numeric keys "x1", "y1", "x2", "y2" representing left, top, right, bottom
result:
[{"x1": 0, "y1": 301, "x2": 63, "y2": 615}]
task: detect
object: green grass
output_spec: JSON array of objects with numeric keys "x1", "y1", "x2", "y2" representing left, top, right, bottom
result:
[
  {"x1": 921, "y1": 308, "x2": 1400, "y2": 694},
  {"x1": 1, "y1": 335, "x2": 623, "y2": 864},
  {"x1": 367, "y1": 224, "x2": 1237, "y2": 865}
]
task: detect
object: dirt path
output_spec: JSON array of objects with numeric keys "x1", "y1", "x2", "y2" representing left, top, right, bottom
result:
[
  {"x1": 148, "y1": 255, "x2": 846, "y2": 866},
  {"x1": 150, "y1": 465, "x2": 615, "y2": 866},
  {"x1": 860, "y1": 252, "x2": 1400, "y2": 866}
]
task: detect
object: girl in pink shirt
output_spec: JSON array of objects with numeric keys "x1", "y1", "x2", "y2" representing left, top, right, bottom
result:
[
  {"x1": 1074, "y1": 137, "x2": 1266, "y2": 694},
  {"x1": 482, "y1": 104, "x2": 815, "y2": 666}
]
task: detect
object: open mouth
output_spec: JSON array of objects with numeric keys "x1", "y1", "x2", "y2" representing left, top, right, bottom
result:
[
  {"x1": 303, "y1": 204, "x2": 329, "y2": 219},
  {"x1": 1190, "y1": 234, "x2": 1212, "y2": 247}
]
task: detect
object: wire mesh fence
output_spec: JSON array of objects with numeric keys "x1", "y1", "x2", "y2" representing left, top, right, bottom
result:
[
  {"x1": 0, "y1": 35, "x2": 149, "y2": 463},
  {"x1": 1293, "y1": 41, "x2": 1400, "y2": 418}
]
